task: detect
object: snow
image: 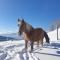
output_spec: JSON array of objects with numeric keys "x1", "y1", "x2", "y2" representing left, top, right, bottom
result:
[
  {"x1": 0, "y1": 40, "x2": 60, "y2": 60},
  {"x1": 0, "y1": 29, "x2": 60, "y2": 60},
  {"x1": 48, "y1": 28, "x2": 60, "y2": 41}
]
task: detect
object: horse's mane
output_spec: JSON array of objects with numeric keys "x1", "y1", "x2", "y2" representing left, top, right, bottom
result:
[{"x1": 24, "y1": 20, "x2": 34, "y2": 32}]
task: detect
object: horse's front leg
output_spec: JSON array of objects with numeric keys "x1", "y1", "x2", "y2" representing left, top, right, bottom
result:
[
  {"x1": 31, "y1": 41, "x2": 34, "y2": 52},
  {"x1": 25, "y1": 40, "x2": 28, "y2": 51}
]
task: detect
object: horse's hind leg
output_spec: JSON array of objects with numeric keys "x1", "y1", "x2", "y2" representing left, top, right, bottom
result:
[
  {"x1": 41, "y1": 40, "x2": 43, "y2": 47},
  {"x1": 37, "y1": 41, "x2": 39, "y2": 48}
]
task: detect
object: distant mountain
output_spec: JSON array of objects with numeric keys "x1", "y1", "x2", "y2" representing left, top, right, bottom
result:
[
  {"x1": 0, "y1": 36, "x2": 16, "y2": 41},
  {"x1": 0, "y1": 33, "x2": 22, "y2": 41}
]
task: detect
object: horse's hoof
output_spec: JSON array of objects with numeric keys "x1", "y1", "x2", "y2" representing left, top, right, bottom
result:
[
  {"x1": 30, "y1": 50, "x2": 33, "y2": 53},
  {"x1": 30, "y1": 51, "x2": 32, "y2": 53}
]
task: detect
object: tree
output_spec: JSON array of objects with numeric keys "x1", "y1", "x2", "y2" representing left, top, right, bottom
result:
[
  {"x1": 55, "y1": 20, "x2": 60, "y2": 40},
  {"x1": 49, "y1": 25, "x2": 55, "y2": 31}
]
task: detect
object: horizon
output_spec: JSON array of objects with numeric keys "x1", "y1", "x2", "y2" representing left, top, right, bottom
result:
[{"x1": 0, "y1": 0, "x2": 60, "y2": 33}]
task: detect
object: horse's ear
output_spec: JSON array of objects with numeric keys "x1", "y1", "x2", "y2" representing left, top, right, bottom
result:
[
  {"x1": 18, "y1": 18, "x2": 22, "y2": 22},
  {"x1": 18, "y1": 19, "x2": 20, "y2": 22},
  {"x1": 22, "y1": 19, "x2": 25, "y2": 22},
  {"x1": 17, "y1": 19, "x2": 21, "y2": 26}
]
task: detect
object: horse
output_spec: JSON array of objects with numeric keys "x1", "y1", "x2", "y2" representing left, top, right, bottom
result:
[{"x1": 18, "y1": 18, "x2": 50, "y2": 51}]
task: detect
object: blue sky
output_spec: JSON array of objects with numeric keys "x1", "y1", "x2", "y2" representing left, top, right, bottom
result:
[{"x1": 0, "y1": 0, "x2": 60, "y2": 33}]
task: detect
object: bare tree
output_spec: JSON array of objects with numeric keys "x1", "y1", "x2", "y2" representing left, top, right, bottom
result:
[
  {"x1": 49, "y1": 25, "x2": 55, "y2": 31},
  {"x1": 55, "y1": 20, "x2": 60, "y2": 40}
]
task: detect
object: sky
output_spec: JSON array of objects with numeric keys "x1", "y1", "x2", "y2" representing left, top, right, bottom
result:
[{"x1": 0, "y1": 0, "x2": 60, "y2": 33}]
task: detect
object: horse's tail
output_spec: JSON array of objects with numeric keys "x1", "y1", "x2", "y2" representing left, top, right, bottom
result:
[{"x1": 44, "y1": 31, "x2": 50, "y2": 43}]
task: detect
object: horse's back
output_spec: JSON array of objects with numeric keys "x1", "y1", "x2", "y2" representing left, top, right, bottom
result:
[
  {"x1": 31, "y1": 28, "x2": 44, "y2": 34},
  {"x1": 23, "y1": 28, "x2": 44, "y2": 42},
  {"x1": 30, "y1": 28, "x2": 44, "y2": 41}
]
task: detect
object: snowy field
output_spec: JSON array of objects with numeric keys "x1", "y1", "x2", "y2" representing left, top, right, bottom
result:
[
  {"x1": 0, "y1": 40, "x2": 60, "y2": 60},
  {"x1": 0, "y1": 29, "x2": 60, "y2": 60}
]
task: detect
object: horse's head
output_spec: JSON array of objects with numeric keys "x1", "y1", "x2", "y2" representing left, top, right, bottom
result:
[
  {"x1": 18, "y1": 18, "x2": 26, "y2": 35},
  {"x1": 18, "y1": 18, "x2": 33, "y2": 36}
]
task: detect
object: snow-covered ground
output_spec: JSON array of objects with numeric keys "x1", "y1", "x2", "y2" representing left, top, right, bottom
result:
[
  {"x1": 0, "y1": 29, "x2": 60, "y2": 60},
  {"x1": 48, "y1": 28, "x2": 60, "y2": 41},
  {"x1": 0, "y1": 40, "x2": 60, "y2": 60}
]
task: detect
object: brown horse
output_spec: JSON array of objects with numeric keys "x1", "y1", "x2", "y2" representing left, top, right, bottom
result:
[{"x1": 18, "y1": 18, "x2": 50, "y2": 51}]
